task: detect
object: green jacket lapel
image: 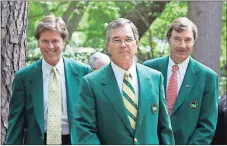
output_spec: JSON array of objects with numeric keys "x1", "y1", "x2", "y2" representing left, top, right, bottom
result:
[
  {"x1": 29, "y1": 59, "x2": 44, "y2": 136},
  {"x1": 102, "y1": 64, "x2": 133, "y2": 136},
  {"x1": 171, "y1": 57, "x2": 198, "y2": 115},
  {"x1": 63, "y1": 58, "x2": 80, "y2": 117},
  {"x1": 134, "y1": 64, "x2": 153, "y2": 136},
  {"x1": 157, "y1": 56, "x2": 169, "y2": 93}
]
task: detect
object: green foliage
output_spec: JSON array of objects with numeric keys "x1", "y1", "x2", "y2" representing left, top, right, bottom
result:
[
  {"x1": 77, "y1": 1, "x2": 137, "y2": 49},
  {"x1": 220, "y1": 1, "x2": 226, "y2": 95},
  {"x1": 139, "y1": 1, "x2": 188, "y2": 60},
  {"x1": 27, "y1": 1, "x2": 226, "y2": 95},
  {"x1": 221, "y1": 1, "x2": 226, "y2": 77},
  {"x1": 27, "y1": 2, "x2": 44, "y2": 38}
]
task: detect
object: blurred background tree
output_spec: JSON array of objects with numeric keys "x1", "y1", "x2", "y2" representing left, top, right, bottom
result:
[
  {"x1": 1, "y1": 1, "x2": 226, "y2": 143},
  {"x1": 26, "y1": 1, "x2": 226, "y2": 95}
]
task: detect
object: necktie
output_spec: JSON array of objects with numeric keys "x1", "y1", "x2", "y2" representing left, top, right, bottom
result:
[
  {"x1": 122, "y1": 71, "x2": 137, "y2": 130},
  {"x1": 47, "y1": 67, "x2": 62, "y2": 144},
  {"x1": 166, "y1": 65, "x2": 179, "y2": 115}
]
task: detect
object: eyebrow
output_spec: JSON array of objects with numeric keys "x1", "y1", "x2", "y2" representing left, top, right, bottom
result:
[
  {"x1": 112, "y1": 36, "x2": 120, "y2": 40},
  {"x1": 185, "y1": 37, "x2": 192, "y2": 40},
  {"x1": 111, "y1": 36, "x2": 133, "y2": 40},
  {"x1": 173, "y1": 36, "x2": 193, "y2": 39}
]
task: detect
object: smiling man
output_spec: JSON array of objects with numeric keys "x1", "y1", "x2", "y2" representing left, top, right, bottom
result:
[
  {"x1": 75, "y1": 18, "x2": 174, "y2": 144},
  {"x1": 143, "y1": 17, "x2": 219, "y2": 144},
  {"x1": 6, "y1": 15, "x2": 92, "y2": 145}
]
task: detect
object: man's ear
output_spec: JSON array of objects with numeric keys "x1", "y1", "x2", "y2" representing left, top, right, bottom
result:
[
  {"x1": 168, "y1": 39, "x2": 171, "y2": 44},
  {"x1": 37, "y1": 40, "x2": 40, "y2": 48},
  {"x1": 106, "y1": 42, "x2": 110, "y2": 52}
]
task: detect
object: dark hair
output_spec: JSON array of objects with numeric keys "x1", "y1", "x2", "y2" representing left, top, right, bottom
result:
[
  {"x1": 166, "y1": 17, "x2": 198, "y2": 41},
  {"x1": 34, "y1": 15, "x2": 68, "y2": 41}
]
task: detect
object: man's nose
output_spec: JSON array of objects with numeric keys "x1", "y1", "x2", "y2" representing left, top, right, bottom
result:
[
  {"x1": 120, "y1": 40, "x2": 127, "y2": 47},
  {"x1": 47, "y1": 42, "x2": 54, "y2": 48},
  {"x1": 179, "y1": 40, "x2": 186, "y2": 48}
]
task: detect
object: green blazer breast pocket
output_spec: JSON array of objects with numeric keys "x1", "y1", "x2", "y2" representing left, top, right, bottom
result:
[
  {"x1": 185, "y1": 91, "x2": 203, "y2": 113},
  {"x1": 145, "y1": 98, "x2": 159, "y2": 118}
]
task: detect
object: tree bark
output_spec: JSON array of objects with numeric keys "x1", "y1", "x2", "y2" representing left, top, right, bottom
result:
[
  {"x1": 1, "y1": 1, "x2": 28, "y2": 144},
  {"x1": 188, "y1": 1, "x2": 222, "y2": 76},
  {"x1": 62, "y1": 1, "x2": 78, "y2": 23},
  {"x1": 66, "y1": 2, "x2": 87, "y2": 40}
]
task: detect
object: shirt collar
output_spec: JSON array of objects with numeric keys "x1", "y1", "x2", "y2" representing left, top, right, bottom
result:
[
  {"x1": 111, "y1": 60, "x2": 137, "y2": 79},
  {"x1": 42, "y1": 57, "x2": 64, "y2": 75},
  {"x1": 168, "y1": 56, "x2": 190, "y2": 74}
]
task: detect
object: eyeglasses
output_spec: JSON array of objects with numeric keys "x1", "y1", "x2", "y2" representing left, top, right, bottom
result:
[{"x1": 109, "y1": 38, "x2": 135, "y2": 46}]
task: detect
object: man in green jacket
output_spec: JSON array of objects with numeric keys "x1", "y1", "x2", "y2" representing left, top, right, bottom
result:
[
  {"x1": 144, "y1": 17, "x2": 219, "y2": 144},
  {"x1": 75, "y1": 18, "x2": 175, "y2": 145},
  {"x1": 6, "y1": 15, "x2": 91, "y2": 145}
]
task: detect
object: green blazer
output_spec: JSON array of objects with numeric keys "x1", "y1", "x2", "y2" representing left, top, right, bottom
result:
[
  {"x1": 6, "y1": 58, "x2": 92, "y2": 145},
  {"x1": 75, "y1": 63, "x2": 175, "y2": 145},
  {"x1": 143, "y1": 56, "x2": 219, "y2": 144}
]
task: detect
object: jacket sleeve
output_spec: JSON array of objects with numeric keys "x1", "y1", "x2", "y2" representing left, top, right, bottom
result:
[
  {"x1": 75, "y1": 77, "x2": 100, "y2": 144},
  {"x1": 87, "y1": 65, "x2": 92, "y2": 74},
  {"x1": 6, "y1": 71, "x2": 25, "y2": 144},
  {"x1": 158, "y1": 74, "x2": 175, "y2": 144}
]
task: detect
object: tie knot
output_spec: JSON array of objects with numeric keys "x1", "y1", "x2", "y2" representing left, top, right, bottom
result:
[
  {"x1": 124, "y1": 71, "x2": 132, "y2": 79},
  {"x1": 172, "y1": 65, "x2": 178, "y2": 72},
  {"x1": 51, "y1": 67, "x2": 57, "y2": 75}
]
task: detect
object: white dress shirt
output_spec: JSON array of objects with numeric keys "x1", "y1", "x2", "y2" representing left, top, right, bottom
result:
[
  {"x1": 111, "y1": 61, "x2": 139, "y2": 104},
  {"x1": 42, "y1": 57, "x2": 69, "y2": 135},
  {"x1": 167, "y1": 56, "x2": 190, "y2": 94}
]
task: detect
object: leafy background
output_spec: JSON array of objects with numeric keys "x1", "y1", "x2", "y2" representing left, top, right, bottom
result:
[{"x1": 26, "y1": 1, "x2": 226, "y2": 96}]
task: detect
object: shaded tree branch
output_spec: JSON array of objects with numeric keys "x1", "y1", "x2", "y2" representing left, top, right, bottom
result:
[
  {"x1": 121, "y1": 1, "x2": 169, "y2": 38},
  {"x1": 62, "y1": 1, "x2": 78, "y2": 24},
  {"x1": 40, "y1": 2, "x2": 49, "y2": 15}
]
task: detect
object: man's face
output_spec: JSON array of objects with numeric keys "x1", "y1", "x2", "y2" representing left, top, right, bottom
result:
[
  {"x1": 38, "y1": 30, "x2": 64, "y2": 66},
  {"x1": 106, "y1": 25, "x2": 138, "y2": 69},
  {"x1": 168, "y1": 27, "x2": 195, "y2": 64}
]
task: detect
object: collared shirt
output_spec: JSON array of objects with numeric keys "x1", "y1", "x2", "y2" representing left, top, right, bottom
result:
[
  {"x1": 111, "y1": 61, "x2": 139, "y2": 104},
  {"x1": 167, "y1": 56, "x2": 190, "y2": 93},
  {"x1": 42, "y1": 57, "x2": 69, "y2": 135}
]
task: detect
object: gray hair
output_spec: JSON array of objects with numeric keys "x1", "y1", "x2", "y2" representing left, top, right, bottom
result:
[
  {"x1": 89, "y1": 52, "x2": 110, "y2": 71},
  {"x1": 106, "y1": 18, "x2": 139, "y2": 41},
  {"x1": 34, "y1": 15, "x2": 68, "y2": 41},
  {"x1": 166, "y1": 17, "x2": 198, "y2": 41}
]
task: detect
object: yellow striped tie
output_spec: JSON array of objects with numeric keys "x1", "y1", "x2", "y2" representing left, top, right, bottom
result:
[
  {"x1": 122, "y1": 71, "x2": 137, "y2": 130},
  {"x1": 47, "y1": 67, "x2": 62, "y2": 144}
]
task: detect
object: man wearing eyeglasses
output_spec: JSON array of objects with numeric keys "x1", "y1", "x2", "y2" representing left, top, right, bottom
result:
[
  {"x1": 143, "y1": 17, "x2": 219, "y2": 144},
  {"x1": 75, "y1": 18, "x2": 175, "y2": 144}
]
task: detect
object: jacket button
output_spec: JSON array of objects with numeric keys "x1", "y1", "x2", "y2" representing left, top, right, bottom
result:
[{"x1": 134, "y1": 138, "x2": 137, "y2": 143}]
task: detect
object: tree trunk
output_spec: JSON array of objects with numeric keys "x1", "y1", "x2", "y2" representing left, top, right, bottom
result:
[
  {"x1": 1, "y1": 1, "x2": 28, "y2": 144},
  {"x1": 188, "y1": 1, "x2": 222, "y2": 76}
]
